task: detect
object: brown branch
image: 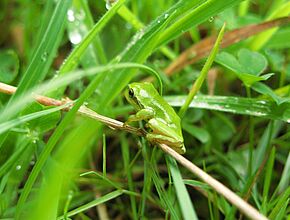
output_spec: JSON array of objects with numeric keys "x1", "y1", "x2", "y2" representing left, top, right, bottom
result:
[
  {"x1": 0, "y1": 81, "x2": 268, "y2": 220},
  {"x1": 164, "y1": 16, "x2": 290, "y2": 76}
]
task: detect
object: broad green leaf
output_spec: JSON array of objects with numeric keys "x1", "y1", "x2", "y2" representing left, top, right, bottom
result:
[
  {"x1": 182, "y1": 123, "x2": 210, "y2": 143},
  {"x1": 238, "y1": 48, "x2": 268, "y2": 75},
  {"x1": 236, "y1": 73, "x2": 274, "y2": 87},
  {"x1": 215, "y1": 51, "x2": 244, "y2": 73},
  {"x1": 215, "y1": 49, "x2": 270, "y2": 86},
  {"x1": 165, "y1": 95, "x2": 290, "y2": 122}
]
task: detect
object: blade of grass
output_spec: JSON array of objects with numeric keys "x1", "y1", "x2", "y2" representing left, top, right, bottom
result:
[
  {"x1": 276, "y1": 152, "x2": 290, "y2": 193},
  {"x1": 158, "y1": 0, "x2": 242, "y2": 46},
  {"x1": 166, "y1": 156, "x2": 198, "y2": 220},
  {"x1": 57, "y1": 190, "x2": 124, "y2": 219},
  {"x1": 249, "y1": 2, "x2": 290, "y2": 51},
  {"x1": 261, "y1": 147, "x2": 276, "y2": 214},
  {"x1": 121, "y1": 135, "x2": 138, "y2": 220},
  {"x1": 178, "y1": 23, "x2": 226, "y2": 118},
  {"x1": 268, "y1": 187, "x2": 290, "y2": 219},
  {"x1": 150, "y1": 163, "x2": 179, "y2": 219},
  {"x1": 102, "y1": 134, "x2": 107, "y2": 177},
  {"x1": 59, "y1": 0, "x2": 126, "y2": 75},
  {"x1": 0, "y1": 105, "x2": 67, "y2": 135},
  {"x1": 165, "y1": 95, "x2": 290, "y2": 122}
]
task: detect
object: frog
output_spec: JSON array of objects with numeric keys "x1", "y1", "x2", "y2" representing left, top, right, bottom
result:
[{"x1": 125, "y1": 82, "x2": 186, "y2": 154}]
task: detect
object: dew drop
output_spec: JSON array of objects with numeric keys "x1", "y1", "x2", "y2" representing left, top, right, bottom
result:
[
  {"x1": 41, "y1": 52, "x2": 48, "y2": 62},
  {"x1": 106, "y1": 0, "x2": 118, "y2": 10},
  {"x1": 164, "y1": 13, "x2": 169, "y2": 19},
  {"x1": 67, "y1": 9, "x2": 75, "y2": 22},
  {"x1": 69, "y1": 31, "x2": 82, "y2": 45},
  {"x1": 16, "y1": 165, "x2": 22, "y2": 170},
  {"x1": 157, "y1": 20, "x2": 161, "y2": 24},
  {"x1": 209, "y1": 16, "x2": 214, "y2": 22},
  {"x1": 125, "y1": 23, "x2": 132, "y2": 30},
  {"x1": 94, "y1": 89, "x2": 101, "y2": 96}
]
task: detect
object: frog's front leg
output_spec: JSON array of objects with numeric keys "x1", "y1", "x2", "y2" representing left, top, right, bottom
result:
[{"x1": 125, "y1": 108, "x2": 155, "y2": 125}]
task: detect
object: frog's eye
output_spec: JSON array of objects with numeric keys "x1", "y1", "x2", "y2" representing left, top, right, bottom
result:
[{"x1": 128, "y1": 88, "x2": 134, "y2": 98}]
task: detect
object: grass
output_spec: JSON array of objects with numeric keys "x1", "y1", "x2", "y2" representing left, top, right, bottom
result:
[{"x1": 0, "y1": 0, "x2": 289, "y2": 219}]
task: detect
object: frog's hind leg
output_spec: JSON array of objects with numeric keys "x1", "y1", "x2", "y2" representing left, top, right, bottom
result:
[{"x1": 146, "y1": 133, "x2": 185, "y2": 154}]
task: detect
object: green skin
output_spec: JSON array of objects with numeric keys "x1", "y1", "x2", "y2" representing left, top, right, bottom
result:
[{"x1": 125, "y1": 82, "x2": 186, "y2": 154}]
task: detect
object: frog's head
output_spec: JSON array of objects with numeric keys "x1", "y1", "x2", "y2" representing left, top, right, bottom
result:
[{"x1": 125, "y1": 83, "x2": 142, "y2": 110}]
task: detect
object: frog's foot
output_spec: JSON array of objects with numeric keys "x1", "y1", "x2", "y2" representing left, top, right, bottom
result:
[
  {"x1": 125, "y1": 109, "x2": 155, "y2": 125},
  {"x1": 146, "y1": 133, "x2": 186, "y2": 154}
]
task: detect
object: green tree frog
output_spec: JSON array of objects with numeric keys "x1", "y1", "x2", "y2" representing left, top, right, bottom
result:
[{"x1": 125, "y1": 82, "x2": 186, "y2": 154}]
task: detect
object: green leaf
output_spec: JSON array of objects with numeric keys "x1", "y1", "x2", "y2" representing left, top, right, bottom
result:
[
  {"x1": 238, "y1": 48, "x2": 268, "y2": 75},
  {"x1": 0, "y1": 50, "x2": 19, "y2": 83},
  {"x1": 236, "y1": 72, "x2": 274, "y2": 87},
  {"x1": 215, "y1": 51, "x2": 244, "y2": 73},
  {"x1": 251, "y1": 82, "x2": 283, "y2": 104},
  {"x1": 165, "y1": 95, "x2": 290, "y2": 122},
  {"x1": 182, "y1": 123, "x2": 210, "y2": 143},
  {"x1": 215, "y1": 49, "x2": 270, "y2": 86}
]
